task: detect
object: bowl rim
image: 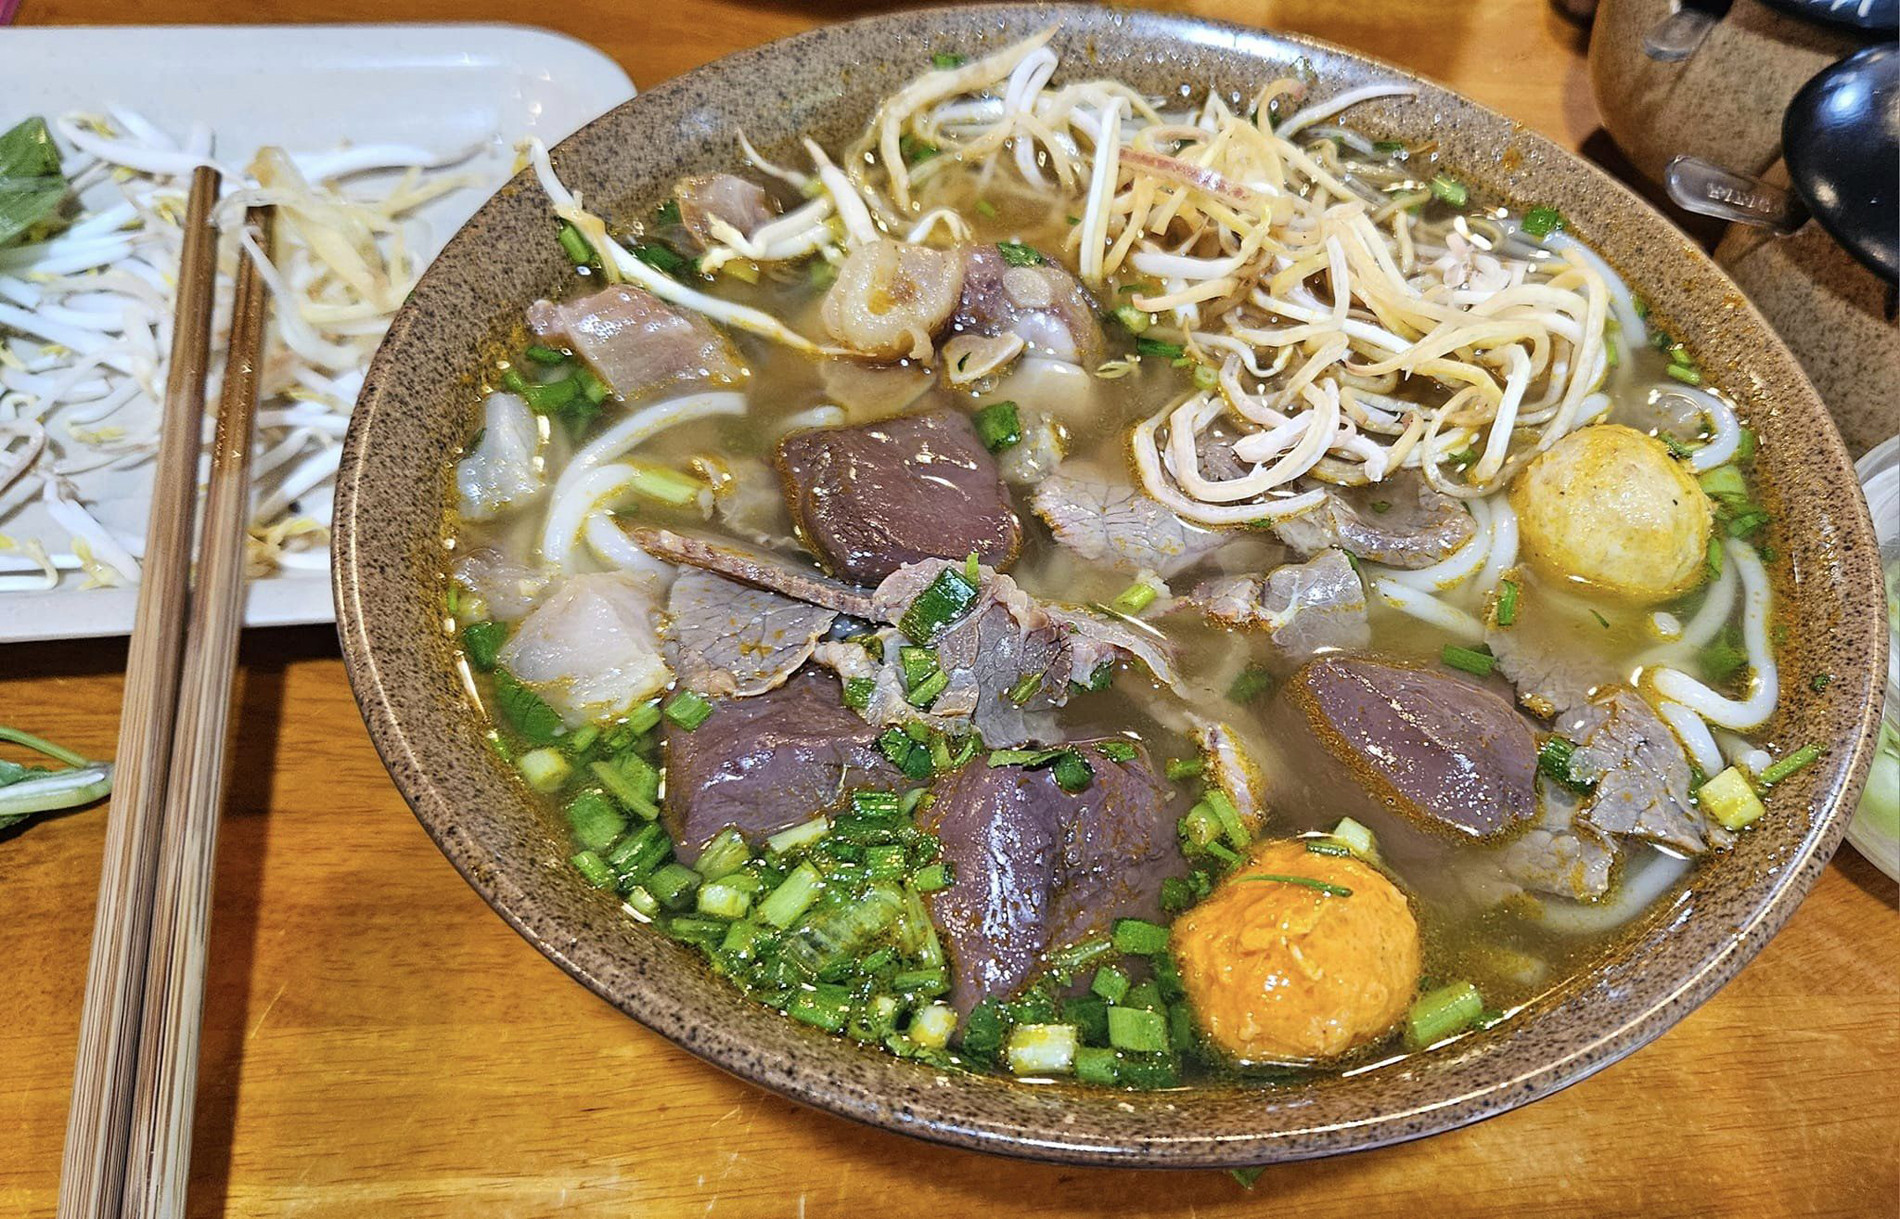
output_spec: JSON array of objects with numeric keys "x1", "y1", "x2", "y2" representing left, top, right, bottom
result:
[{"x1": 333, "y1": 1, "x2": 1889, "y2": 1167}]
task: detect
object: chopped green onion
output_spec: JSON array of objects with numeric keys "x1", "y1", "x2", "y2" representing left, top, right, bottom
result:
[
  {"x1": 1111, "y1": 917, "x2": 1170, "y2": 956},
  {"x1": 1226, "y1": 663, "x2": 1275, "y2": 704},
  {"x1": 624, "y1": 700, "x2": 663, "y2": 736},
  {"x1": 1811, "y1": 673, "x2": 1834, "y2": 693},
  {"x1": 1191, "y1": 363, "x2": 1220, "y2": 391},
  {"x1": 1736, "y1": 426, "x2": 1758, "y2": 462},
  {"x1": 1229, "y1": 1167, "x2": 1267, "y2": 1190},
  {"x1": 517, "y1": 747, "x2": 571, "y2": 794},
  {"x1": 520, "y1": 375, "x2": 579, "y2": 414},
  {"x1": 652, "y1": 197, "x2": 682, "y2": 226},
  {"x1": 663, "y1": 690, "x2": 714, "y2": 731},
  {"x1": 1106, "y1": 1006, "x2": 1169, "y2": 1053},
  {"x1": 1203, "y1": 789, "x2": 1250, "y2": 849},
  {"x1": 971, "y1": 400, "x2": 1022, "y2": 452},
  {"x1": 1111, "y1": 303, "x2": 1153, "y2": 333},
  {"x1": 1236, "y1": 872, "x2": 1352, "y2": 897},
  {"x1": 897, "y1": 133, "x2": 940, "y2": 166},
  {"x1": 987, "y1": 747, "x2": 1062, "y2": 768},
  {"x1": 696, "y1": 878, "x2": 754, "y2": 920},
  {"x1": 1666, "y1": 363, "x2": 1703, "y2": 385},
  {"x1": 606, "y1": 822, "x2": 671, "y2": 884},
  {"x1": 1589, "y1": 609, "x2": 1611, "y2": 629},
  {"x1": 1372, "y1": 138, "x2": 1408, "y2": 156},
  {"x1": 565, "y1": 789, "x2": 626, "y2": 852},
  {"x1": 1091, "y1": 965, "x2": 1131, "y2": 1004},
  {"x1": 973, "y1": 198, "x2": 998, "y2": 219},
  {"x1": 570, "y1": 850, "x2": 615, "y2": 889},
  {"x1": 1074, "y1": 1045, "x2": 1120, "y2": 1086},
  {"x1": 910, "y1": 1002, "x2": 958, "y2": 1048},
  {"x1": 557, "y1": 222, "x2": 596, "y2": 265},
  {"x1": 524, "y1": 343, "x2": 567, "y2": 365},
  {"x1": 1537, "y1": 735, "x2": 1595, "y2": 795},
  {"x1": 1441, "y1": 644, "x2": 1496, "y2": 677},
  {"x1": 624, "y1": 463, "x2": 705, "y2": 507},
  {"x1": 591, "y1": 754, "x2": 660, "y2": 819},
  {"x1": 1727, "y1": 508, "x2": 1771, "y2": 539},
  {"x1": 500, "y1": 367, "x2": 530, "y2": 394},
  {"x1": 1493, "y1": 579, "x2": 1520, "y2": 628},
  {"x1": 1700, "y1": 627, "x2": 1749, "y2": 684},
  {"x1": 1305, "y1": 838, "x2": 1351, "y2": 857},
  {"x1": 694, "y1": 827, "x2": 752, "y2": 881},
  {"x1": 1705, "y1": 535, "x2": 1724, "y2": 582},
  {"x1": 1520, "y1": 206, "x2": 1564, "y2": 238},
  {"x1": 491, "y1": 670, "x2": 565, "y2": 745},
  {"x1": 1006, "y1": 1023, "x2": 1078, "y2": 1075},
  {"x1": 632, "y1": 242, "x2": 692, "y2": 276},
  {"x1": 645, "y1": 862, "x2": 701, "y2": 911},
  {"x1": 996, "y1": 241, "x2": 1044, "y2": 267},
  {"x1": 789, "y1": 983, "x2": 854, "y2": 1032},
  {"x1": 1165, "y1": 756, "x2": 1204, "y2": 781},
  {"x1": 1758, "y1": 743, "x2": 1824, "y2": 787},
  {"x1": 461, "y1": 621, "x2": 507, "y2": 670},
  {"x1": 1700, "y1": 765, "x2": 1767, "y2": 829},
  {"x1": 1405, "y1": 981, "x2": 1485, "y2": 1048},
  {"x1": 758, "y1": 861, "x2": 823, "y2": 928},
  {"x1": 905, "y1": 668, "x2": 950, "y2": 708},
  {"x1": 1108, "y1": 581, "x2": 1158, "y2": 616},
  {"x1": 1429, "y1": 174, "x2": 1468, "y2": 207},
  {"x1": 1005, "y1": 673, "x2": 1042, "y2": 705},
  {"x1": 930, "y1": 51, "x2": 966, "y2": 69},
  {"x1": 1136, "y1": 336, "x2": 1185, "y2": 359},
  {"x1": 765, "y1": 816, "x2": 830, "y2": 856},
  {"x1": 912, "y1": 862, "x2": 954, "y2": 893},
  {"x1": 899, "y1": 646, "x2": 938, "y2": 690},
  {"x1": 1698, "y1": 464, "x2": 1747, "y2": 500},
  {"x1": 1051, "y1": 749, "x2": 1094, "y2": 793},
  {"x1": 897, "y1": 567, "x2": 980, "y2": 642},
  {"x1": 1098, "y1": 740, "x2": 1138, "y2": 763},
  {"x1": 842, "y1": 676, "x2": 876, "y2": 712},
  {"x1": 1330, "y1": 817, "x2": 1377, "y2": 859}
]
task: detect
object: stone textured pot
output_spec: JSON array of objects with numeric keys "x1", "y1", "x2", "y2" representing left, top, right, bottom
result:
[
  {"x1": 334, "y1": 2, "x2": 1889, "y2": 1166},
  {"x1": 1590, "y1": 0, "x2": 1861, "y2": 185},
  {"x1": 1713, "y1": 165, "x2": 1900, "y2": 458}
]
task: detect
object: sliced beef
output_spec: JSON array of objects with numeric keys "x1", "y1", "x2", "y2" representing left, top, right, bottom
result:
[
  {"x1": 947, "y1": 244, "x2": 1105, "y2": 367},
  {"x1": 1499, "y1": 777, "x2": 1617, "y2": 902},
  {"x1": 452, "y1": 546, "x2": 548, "y2": 622},
  {"x1": 1184, "y1": 548, "x2": 1369, "y2": 662},
  {"x1": 627, "y1": 526, "x2": 878, "y2": 618},
  {"x1": 824, "y1": 560, "x2": 1183, "y2": 747},
  {"x1": 664, "y1": 568, "x2": 837, "y2": 698},
  {"x1": 662, "y1": 670, "x2": 900, "y2": 862},
  {"x1": 1031, "y1": 466, "x2": 1228, "y2": 578},
  {"x1": 498, "y1": 571, "x2": 670, "y2": 727},
  {"x1": 775, "y1": 410, "x2": 1021, "y2": 584},
  {"x1": 1286, "y1": 656, "x2": 1538, "y2": 839},
  {"x1": 1485, "y1": 579, "x2": 1621, "y2": 718},
  {"x1": 1272, "y1": 472, "x2": 1475, "y2": 569},
  {"x1": 1565, "y1": 687, "x2": 1730, "y2": 854},
  {"x1": 919, "y1": 741, "x2": 1182, "y2": 1013},
  {"x1": 527, "y1": 285, "x2": 744, "y2": 402},
  {"x1": 673, "y1": 173, "x2": 776, "y2": 251},
  {"x1": 996, "y1": 408, "x2": 1065, "y2": 486}
]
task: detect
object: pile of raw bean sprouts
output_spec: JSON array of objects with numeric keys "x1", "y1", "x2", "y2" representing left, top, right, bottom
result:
[{"x1": 0, "y1": 109, "x2": 491, "y2": 591}]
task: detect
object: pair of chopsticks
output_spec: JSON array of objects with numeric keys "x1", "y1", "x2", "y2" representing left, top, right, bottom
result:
[{"x1": 57, "y1": 167, "x2": 274, "y2": 1219}]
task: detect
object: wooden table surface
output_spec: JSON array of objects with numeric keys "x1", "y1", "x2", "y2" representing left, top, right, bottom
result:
[{"x1": 5, "y1": 2, "x2": 1897, "y2": 1216}]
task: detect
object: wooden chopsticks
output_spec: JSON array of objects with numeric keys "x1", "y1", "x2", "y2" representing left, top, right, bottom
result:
[{"x1": 56, "y1": 172, "x2": 277, "y2": 1219}]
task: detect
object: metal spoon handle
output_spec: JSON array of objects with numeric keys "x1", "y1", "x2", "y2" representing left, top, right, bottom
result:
[{"x1": 1664, "y1": 156, "x2": 1810, "y2": 232}]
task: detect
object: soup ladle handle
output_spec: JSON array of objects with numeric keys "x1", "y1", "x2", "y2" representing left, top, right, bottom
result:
[{"x1": 1663, "y1": 156, "x2": 1810, "y2": 232}]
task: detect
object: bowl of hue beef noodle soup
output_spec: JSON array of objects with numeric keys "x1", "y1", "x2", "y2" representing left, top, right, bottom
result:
[{"x1": 333, "y1": 5, "x2": 1888, "y2": 1165}]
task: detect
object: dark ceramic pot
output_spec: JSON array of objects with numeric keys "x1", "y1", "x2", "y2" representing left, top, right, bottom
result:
[{"x1": 334, "y1": 3, "x2": 1888, "y2": 1167}]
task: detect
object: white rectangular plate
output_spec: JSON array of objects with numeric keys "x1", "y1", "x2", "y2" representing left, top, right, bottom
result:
[{"x1": 0, "y1": 23, "x2": 633, "y2": 643}]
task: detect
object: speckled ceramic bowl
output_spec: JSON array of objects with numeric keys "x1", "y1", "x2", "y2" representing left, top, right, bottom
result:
[{"x1": 334, "y1": 3, "x2": 1889, "y2": 1166}]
